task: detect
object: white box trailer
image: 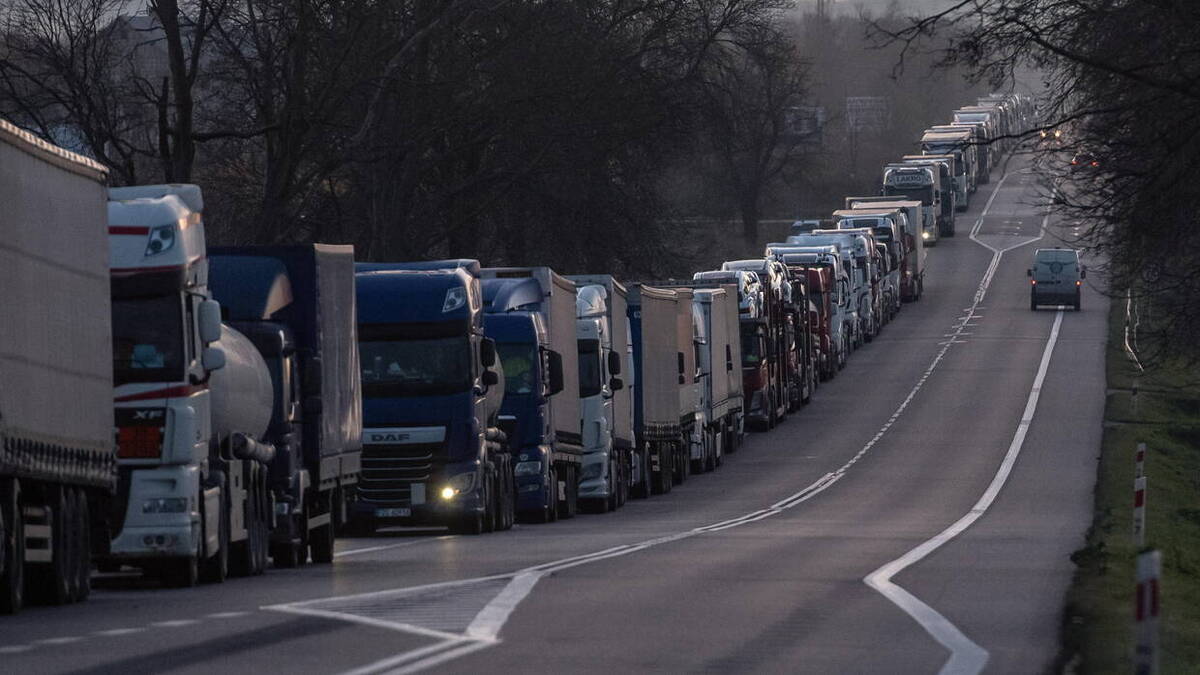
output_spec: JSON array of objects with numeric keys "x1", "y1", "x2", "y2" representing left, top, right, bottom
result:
[
  {"x1": 694, "y1": 287, "x2": 743, "y2": 454},
  {"x1": 844, "y1": 198, "x2": 926, "y2": 300},
  {"x1": 1, "y1": 119, "x2": 113, "y2": 612},
  {"x1": 627, "y1": 285, "x2": 691, "y2": 495}
]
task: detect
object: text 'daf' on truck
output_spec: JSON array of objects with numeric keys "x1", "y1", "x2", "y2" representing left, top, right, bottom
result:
[
  {"x1": 353, "y1": 260, "x2": 513, "y2": 535},
  {"x1": 480, "y1": 267, "x2": 584, "y2": 522},
  {"x1": 208, "y1": 245, "x2": 363, "y2": 566},
  {"x1": 2, "y1": 119, "x2": 113, "y2": 613}
]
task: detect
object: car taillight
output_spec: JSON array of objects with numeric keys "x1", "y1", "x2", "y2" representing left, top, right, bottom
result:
[
  {"x1": 1090, "y1": 161, "x2": 1099, "y2": 167},
  {"x1": 1076, "y1": 280, "x2": 1082, "y2": 286},
  {"x1": 1071, "y1": 159, "x2": 1078, "y2": 165},
  {"x1": 1031, "y1": 279, "x2": 1037, "y2": 285},
  {"x1": 118, "y1": 426, "x2": 164, "y2": 459}
]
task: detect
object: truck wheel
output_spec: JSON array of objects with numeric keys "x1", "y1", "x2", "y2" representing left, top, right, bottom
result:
[
  {"x1": 1, "y1": 480, "x2": 24, "y2": 614},
  {"x1": 254, "y1": 484, "x2": 270, "y2": 574},
  {"x1": 310, "y1": 518, "x2": 335, "y2": 563},
  {"x1": 71, "y1": 488, "x2": 92, "y2": 601},
  {"x1": 483, "y1": 474, "x2": 497, "y2": 534},
  {"x1": 36, "y1": 487, "x2": 72, "y2": 605},
  {"x1": 159, "y1": 552, "x2": 199, "y2": 588},
  {"x1": 66, "y1": 488, "x2": 87, "y2": 603},
  {"x1": 547, "y1": 468, "x2": 559, "y2": 521},
  {"x1": 201, "y1": 497, "x2": 229, "y2": 583}
]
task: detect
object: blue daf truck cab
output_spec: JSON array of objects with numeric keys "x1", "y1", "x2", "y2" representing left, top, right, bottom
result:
[
  {"x1": 208, "y1": 245, "x2": 363, "y2": 566},
  {"x1": 481, "y1": 278, "x2": 567, "y2": 523},
  {"x1": 351, "y1": 260, "x2": 512, "y2": 535}
]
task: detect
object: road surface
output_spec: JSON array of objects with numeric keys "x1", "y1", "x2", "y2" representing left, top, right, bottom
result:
[{"x1": 0, "y1": 160, "x2": 1107, "y2": 674}]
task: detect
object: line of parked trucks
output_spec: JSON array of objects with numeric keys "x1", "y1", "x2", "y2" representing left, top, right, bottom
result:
[{"x1": 0, "y1": 92, "x2": 1032, "y2": 613}]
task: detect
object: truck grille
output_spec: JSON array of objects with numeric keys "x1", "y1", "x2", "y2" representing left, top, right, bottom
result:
[{"x1": 358, "y1": 442, "x2": 441, "y2": 505}]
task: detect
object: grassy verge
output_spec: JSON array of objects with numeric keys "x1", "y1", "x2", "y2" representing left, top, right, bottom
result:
[{"x1": 1058, "y1": 301, "x2": 1200, "y2": 672}]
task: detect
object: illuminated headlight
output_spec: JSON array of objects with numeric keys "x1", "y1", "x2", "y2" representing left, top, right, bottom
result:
[
  {"x1": 581, "y1": 462, "x2": 604, "y2": 481},
  {"x1": 439, "y1": 471, "x2": 476, "y2": 500},
  {"x1": 145, "y1": 224, "x2": 176, "y2": 256},
  {"x1": 142, "y1": 497, "x2": 187, "y2": 514},
  {"x1": 922, "y1": 231, "x2": 931, "y2": 240},
  {"x1": 514, "y1": 460, "x2": 543, "y2": 476},
  {"x1": 442, "y1": 287, "x2": 467, "y2": 312}
]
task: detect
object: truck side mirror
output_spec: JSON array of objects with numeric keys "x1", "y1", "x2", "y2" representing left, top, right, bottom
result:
[
  {"x1": 198, "y1": 300, "x2": 222, "y2": 344},
  {"x1": 481, "y1": 338, "x2": 497, "y2": 368},
  {"x1": 201, "y1": 346, "x2": 226, "y2": 372},
  {"x1": 1080, "y1": 267, "x2": 1087, "y2": 278},
  {"x1": 482, "y1": 369, "x2": 499, "y2": 387},
  {"x1": 546, "y1": 350, "x2": 564, "y2": 396},
  {"x1": 610, "y1": 377, "x2": 624, "y2": 391},
  {"x1": 607, "y1": 350, "x2": 621, "y2": 376},
  {"x1": 677, "y1": 352, "x2": 685, "y2": 384},
  {"x1": 1026, "y1": 268, "x2": 1032, "y2": 277},
  {"x1": 726, "y1": 345, "x2": 733, "y2": 371}
]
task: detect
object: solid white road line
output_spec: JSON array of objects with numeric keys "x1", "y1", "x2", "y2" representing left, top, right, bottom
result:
[
  {"x1": 865, "y1": 310, "x2": 1064, "y2": 675},
  {"x1": 334, "y1": 536, "x2": 455, "y2": 559},
  {"x1": 864, "y1": 172, "x2": 1058, "y2": 675}
]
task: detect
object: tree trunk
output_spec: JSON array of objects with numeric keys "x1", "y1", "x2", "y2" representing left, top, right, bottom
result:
[{"x1": 740, "y1": 190, "x2": 761, "y2": 247}]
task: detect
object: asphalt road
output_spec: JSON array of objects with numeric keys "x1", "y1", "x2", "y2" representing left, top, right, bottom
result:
[{"x1": 0, "y1": 159, "x2": 1108, "y2": 675}]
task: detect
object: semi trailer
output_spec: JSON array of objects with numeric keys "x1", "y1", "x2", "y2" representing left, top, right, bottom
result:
[
  {"x1": 1, "y1": 120, "x2": 114, "y2": 612},
  {"x1": 208, "y1": 245, "x2": 363, "y2": 566}
]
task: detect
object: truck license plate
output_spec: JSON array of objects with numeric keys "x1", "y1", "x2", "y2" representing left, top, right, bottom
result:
[{"x1": 375, "y1": 508, "x2": 411, "y2": 518}]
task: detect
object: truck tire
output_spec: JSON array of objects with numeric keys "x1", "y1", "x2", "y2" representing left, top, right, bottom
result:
[
  {"x1": 310, "y1": 516, "x2": 335, "y2": 564},
  {"x1": 1, "y1": 480, "x2": 24, "y2": 614},
  {"x1": 557, "y1": 466, "x2": 578, "y2": 519},
  {"x1": 652, "y1": 448, "x2": 672, "y2": 495},
  {"x1": 33, "y1": 487, "x2": 72, "y2": 605},
  {"x1": 201, "y1": 497, "x2": 229, "y2": 583},
  {"x1": 72, "y1": 488, "x2": 92, "y2": 601},
  {"x1": 548, "y1": 468, "x2": 560, "y2": 521},
  {"x1": 632, "y1": 453, "x2": 651, "y2": 499},
  {"x1": 159, "y1": 552, "x2": 200, "y2": 588},
  {"x1": 483, "y1": 474, "x2": 496, "y2": 533}
]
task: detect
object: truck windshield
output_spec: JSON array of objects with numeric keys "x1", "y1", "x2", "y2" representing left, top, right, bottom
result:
[
  {"x1": 883, "y1": 186, "x2": 932, "y2": 204},
  {"x1": 360, "y1": 336, "x2": 472, "y2": 397},
  {"x1": 112, "y1": 295, "x2": 186, "y2": 386},
  {"x1": 497, "y1": 343, "x2": 537, "y2": 395},
  {"x1": 578, "y1": 339, "x2": 602, "y2": 398},
  {"x1": 739, "y1": 323, "x2": 762, "y2": 366}
]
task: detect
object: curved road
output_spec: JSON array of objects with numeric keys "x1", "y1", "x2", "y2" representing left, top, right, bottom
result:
[{"x1": 0, "y1": 160, "x2": 1107, "y2": 674}]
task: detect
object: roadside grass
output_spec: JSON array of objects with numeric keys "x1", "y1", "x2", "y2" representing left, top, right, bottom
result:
[{"x1": 1059, "y1": 302, "x2": 1200, "y2": 673}]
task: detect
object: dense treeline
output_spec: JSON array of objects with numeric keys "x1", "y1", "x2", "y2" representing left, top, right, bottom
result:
[
  {"x1": 881, "y1": 0, "x2": 1200, "y2": 368},
  {"x1": 0, "y1": 0, "x2": 978, "y2": 278}
]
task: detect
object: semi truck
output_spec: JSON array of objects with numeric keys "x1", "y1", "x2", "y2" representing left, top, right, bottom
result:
[
  {"x1": 720, "y1": 260, "x2": 791, "y2": 429},
  {"x1": 839, "y1": 200, "x2": 925, "y2": 303},
  {"x1": 481, "y1": 267, "x2": 584, "y2": 518},
  {"x1": 567, "y1": 275, "x2": 634, "y2": 512},
  {"x1": 481, "y1": 277, "x2": 570, "y2": 523},
  {"x1": 779, "y1": 255, "x2": 839, "y2": 381},
  {"x1": 208, "y1": 245, "x2": 363, "y2": 566},
  {"x1": 881, "y1": 163, "x2": 941, "y2": 243},
  {"x1": 105, "y1": 184, "x2": 273, "y2": 587},
  {"x1": 931, "y1": 123, "x2": 991, "y2": 184},
  {"x1": 920, "y1": 131, "x2": 974, "y2": 210},
  {"x1": 353, "y1": 260, "x2": 513, "y2": 535},
  {"x1": 691, "y1": 288, "x2": 744, "y2": 468},
  {"x1": 627, "y1": 285, "x2": 694, "y2": 494},
  {"x1": 898, "y1": 155, "x2": 957, "y2": 236},
  {"x1": 1, "y1": 120, "x2": 114, "y2": 612}
]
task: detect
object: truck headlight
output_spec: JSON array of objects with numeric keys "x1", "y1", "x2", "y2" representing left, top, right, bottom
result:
[
  {"x1": 514, "y1": 461, "x2": 543, "y2": 476},
  {"x1": 142, "y1": 497, "x2": 188, "y2": 514},
  {"x1": 145, "y1": 224, "x2": 176, "y2": 256},
  {"x1": 439, "y1": 471, "x2": 476, "y2": 500}
]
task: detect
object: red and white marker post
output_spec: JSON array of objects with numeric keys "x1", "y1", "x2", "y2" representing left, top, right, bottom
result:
[
  {"x1": 1134, "y1": 475, "x2": 1147, "y2": 548},
  {"x1": 1134, "y1": 549, "x2": 1161, "y2": 675},
  {"x1": 1135, "y1": 442, "x2": 1146, "y2": 478}
]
